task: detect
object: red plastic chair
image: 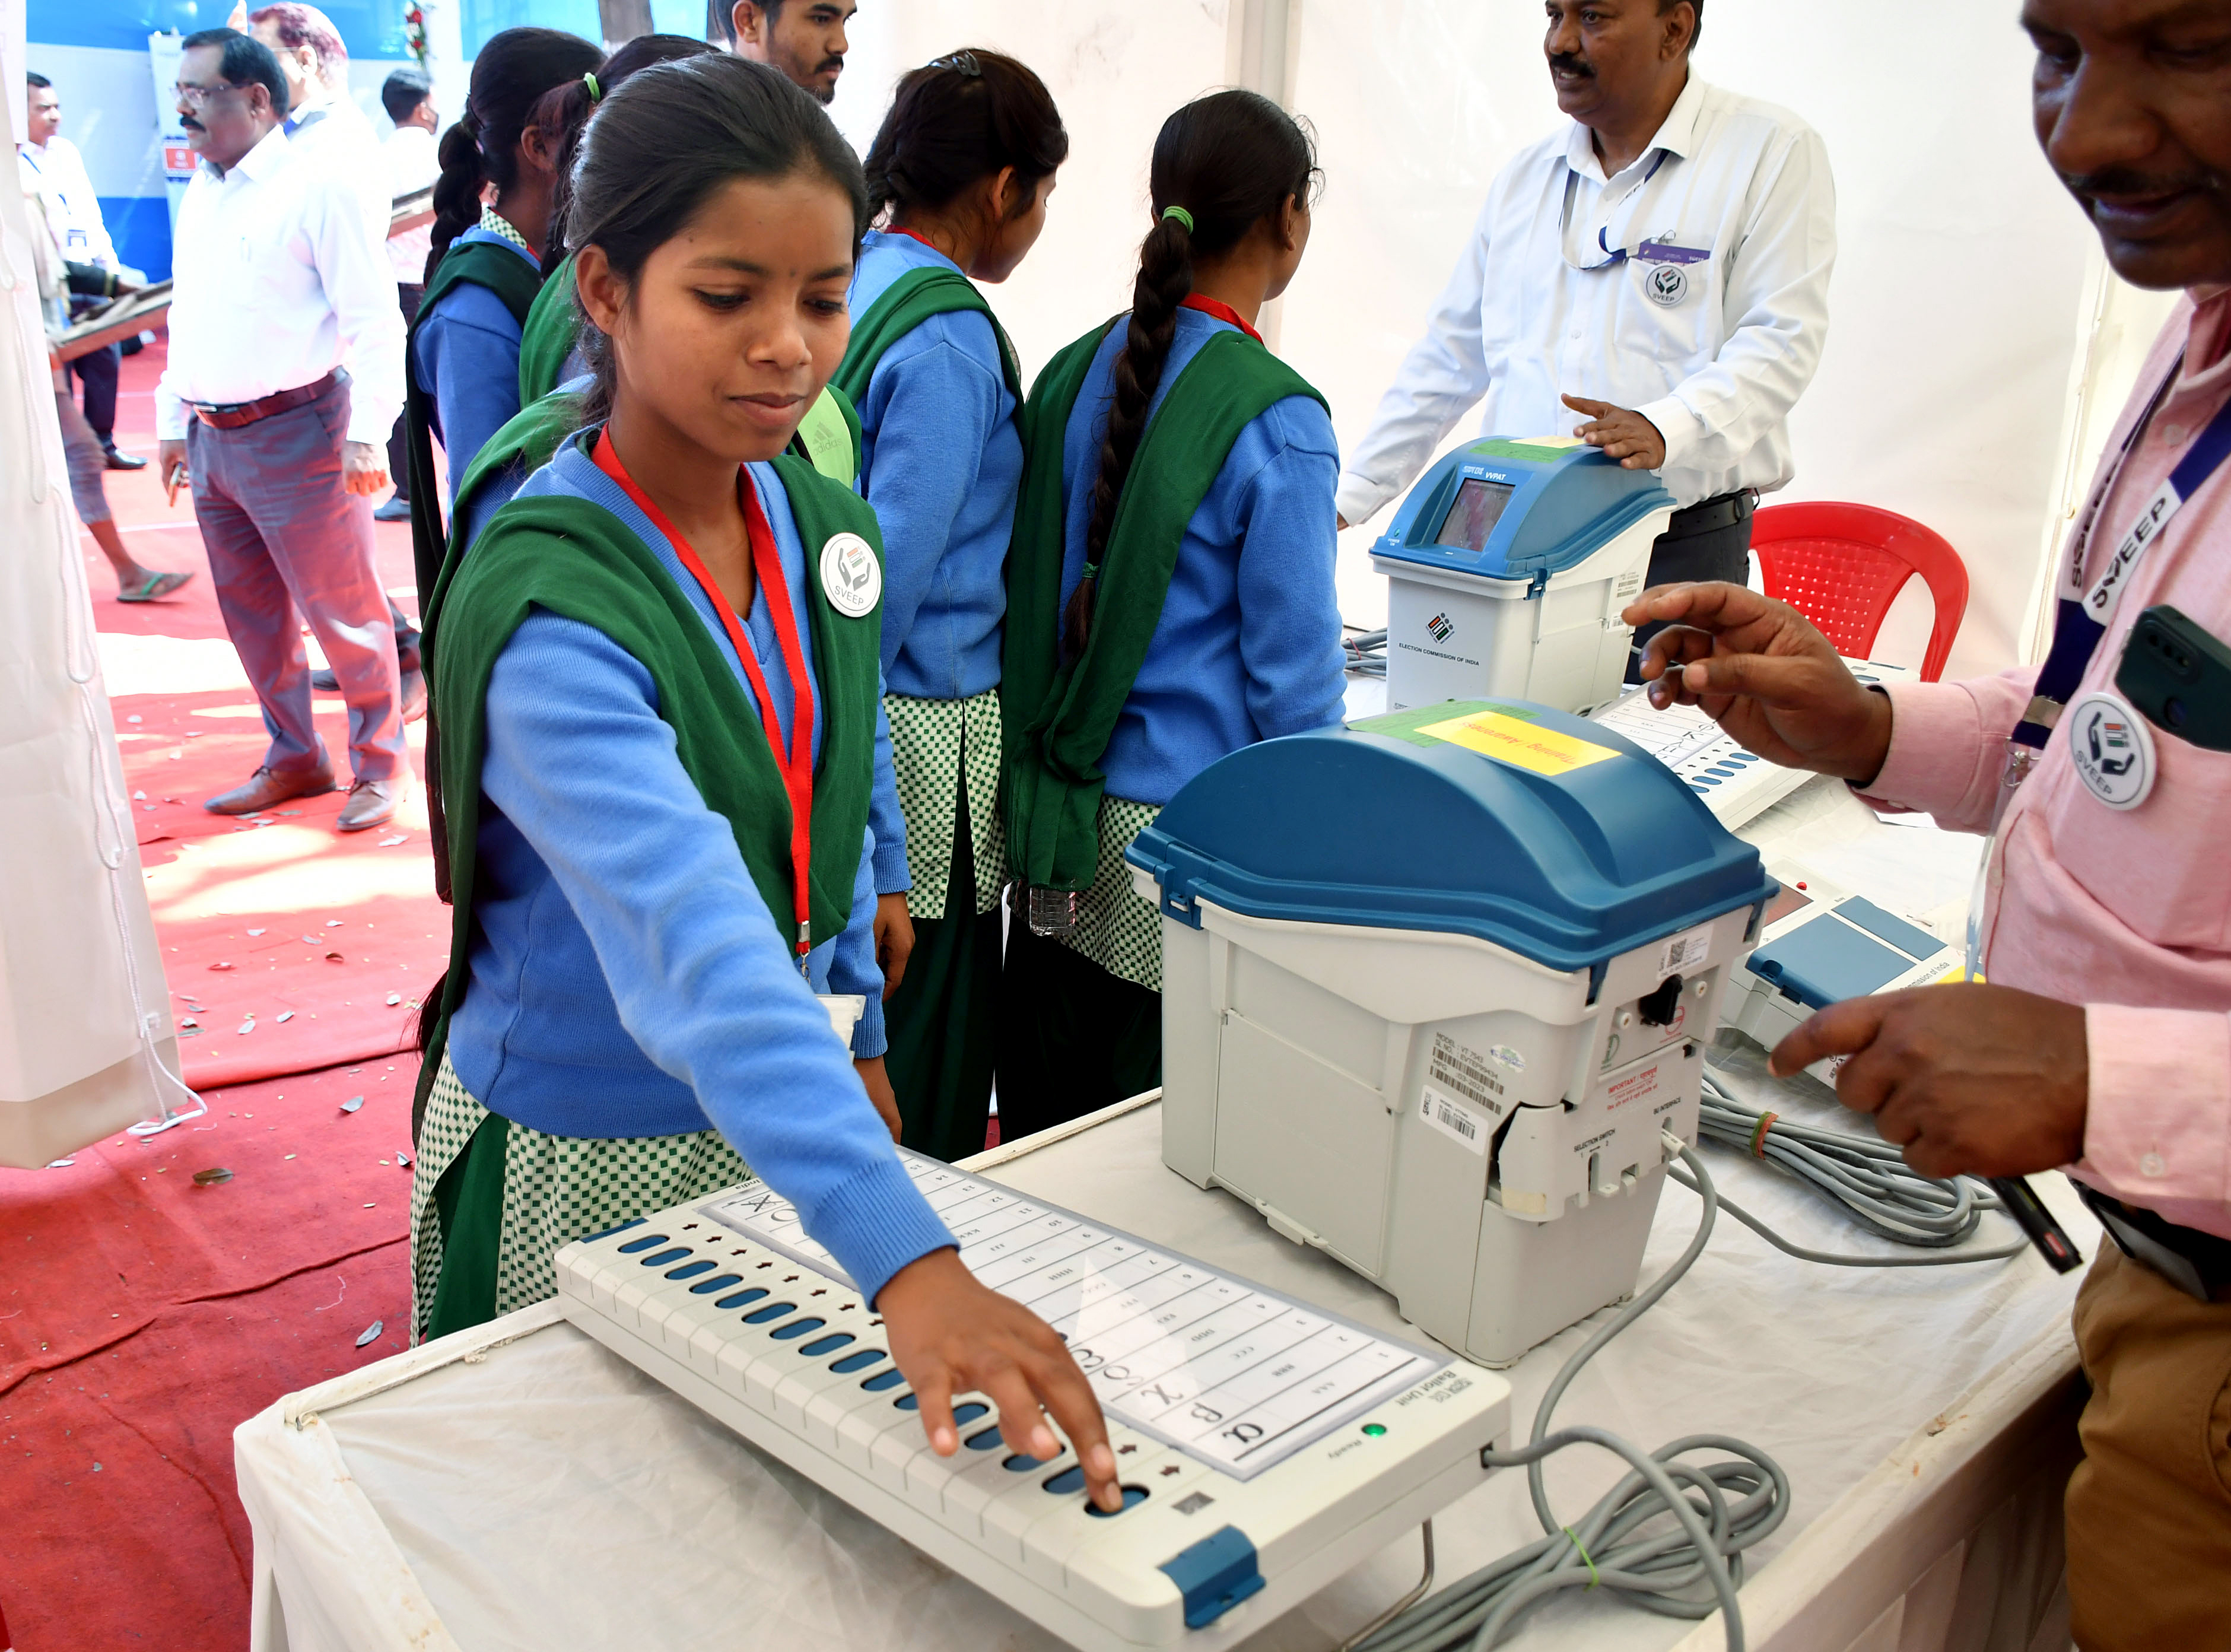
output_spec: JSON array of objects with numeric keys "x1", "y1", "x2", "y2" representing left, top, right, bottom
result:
[{"x1": 1750, "y1": 502, "x2": 1971, "y2": 682}]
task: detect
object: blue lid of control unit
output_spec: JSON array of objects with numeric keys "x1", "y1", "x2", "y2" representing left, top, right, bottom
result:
[
  {"x1": 1126, "y1": 698, "x2": 1775, "y2": 976},
  {"x1": 1369, "y1": 437, "x2": 1676, "y2": 581}
]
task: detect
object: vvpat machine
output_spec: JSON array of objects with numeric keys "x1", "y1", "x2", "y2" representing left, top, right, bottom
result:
[
  {"x1": 1128, "y1": 699, "x2": 1775, "y2": 1367},
  {"x1": 1370, "y1": 438, "x2": 1676, "y2": 716}
]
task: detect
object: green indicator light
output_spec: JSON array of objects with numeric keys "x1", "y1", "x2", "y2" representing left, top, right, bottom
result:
[{"x1": 1362, "y1": 1423, "x2": 1387, "y2": 1437}]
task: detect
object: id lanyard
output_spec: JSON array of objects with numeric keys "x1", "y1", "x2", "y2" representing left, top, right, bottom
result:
[
  {"x1": 1965, "y1": 356, "x2": 2231, "y2": 976},
  {"x1": 592, "y1": 433, "x2": 819, "y2": 974}
]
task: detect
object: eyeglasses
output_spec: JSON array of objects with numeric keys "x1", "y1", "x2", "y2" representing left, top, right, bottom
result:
[{"x1": 173, "y1": 81, "x2": 246, "y2": 108}]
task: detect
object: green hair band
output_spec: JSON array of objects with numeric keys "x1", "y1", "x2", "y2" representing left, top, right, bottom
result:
[
  {"x1": 583, "y1": 71, "x2": 602, "y2": 103},
  {"x1": 1160, "y1": 205, "x2": 1194, "y2": 233}
]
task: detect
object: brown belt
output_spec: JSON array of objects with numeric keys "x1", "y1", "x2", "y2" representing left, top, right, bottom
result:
[{"x1": 192, "y1": 368, "x2": 343, "y2": 430}]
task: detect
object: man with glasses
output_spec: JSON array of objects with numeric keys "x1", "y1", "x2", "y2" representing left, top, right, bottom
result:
[
  {"x1": 1336, "y1": 0, "x2": 1835, "y2": 676},
  {"x1": 155, "y1": 29, "x2": 409, "y2": 833}
]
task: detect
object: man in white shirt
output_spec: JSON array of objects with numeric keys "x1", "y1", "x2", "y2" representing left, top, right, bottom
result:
[
  {"x1": 1339, "y1": 0, "x2": 1835, "y2": 674},
  {"x1": 154, "y1": 30, "x2": 408, "y2": 833},
  {"x1": 20, "y1": 72, "x2": 145, "y2": 470},
  {"x1": 376, "y1": 66, "x2": 438, "y2": 523},
  {"x1": 243, "y1": 2, "x2": 427, "y2": 709}
]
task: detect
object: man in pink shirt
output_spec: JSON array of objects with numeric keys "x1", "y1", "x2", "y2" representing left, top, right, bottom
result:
[{"x1": 1623, "y1": 2, "x2": 2230, "y2": 1642}]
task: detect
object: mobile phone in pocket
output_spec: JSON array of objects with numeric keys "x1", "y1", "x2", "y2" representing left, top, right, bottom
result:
[{"x1": 2116, "y1": 605, "x2": 2231, "y2": 753}]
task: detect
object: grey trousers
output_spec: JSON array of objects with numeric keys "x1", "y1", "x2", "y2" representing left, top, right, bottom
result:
[{"x1": 187, "y1": 377, "x2": 405, "y2": 783}]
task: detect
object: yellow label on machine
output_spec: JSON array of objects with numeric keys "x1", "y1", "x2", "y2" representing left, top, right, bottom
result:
[{"x1": 1415, "y1": 709, "x2": 1620, "y2": 777}]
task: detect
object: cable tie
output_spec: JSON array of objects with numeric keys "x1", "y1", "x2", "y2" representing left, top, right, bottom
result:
[
  {"x1": 1750, "y1": 1111, "x2": 1777, "y2": 1159},
  {"x1": 1562, "y1": 1526, "x2": 1600, "y2": 1590}
]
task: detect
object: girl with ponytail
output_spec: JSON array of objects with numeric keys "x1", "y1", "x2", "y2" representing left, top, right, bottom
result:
[
  {"x1": 834, "y1": 48, "x2": 1066, "y2": 1162},
  {"x1": 411, "y1": 55, "x2": 1118, "y2": 1505},
  {"x1": 999, "y1": 90, "x2": 1347, "y2": 1135},
  {"x1": 403, "y1": 25, "x2": 600, "y2": 601}
]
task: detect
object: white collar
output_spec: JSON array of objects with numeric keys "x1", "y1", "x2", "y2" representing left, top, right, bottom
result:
[{"x1": 1565, "y1": 72, "x2": 1708, "y2": 185}]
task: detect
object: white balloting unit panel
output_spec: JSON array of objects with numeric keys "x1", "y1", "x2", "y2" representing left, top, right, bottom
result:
[
  {"x1": 1590, "y1": 658, "x2": 1915, "y2": 828},
  {"x1": 554, "y1": 1151, "x2": 1511, "y2": 1652}
]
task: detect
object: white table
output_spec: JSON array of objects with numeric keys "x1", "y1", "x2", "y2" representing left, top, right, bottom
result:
[{"x1": 236, "y1": 781, "x2": 2087, "y2": 1652}]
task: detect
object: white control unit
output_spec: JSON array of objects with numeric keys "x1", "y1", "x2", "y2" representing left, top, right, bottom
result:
[
  {"x1": 1725, "y1": 860, "x2": 1962, "y2": 1081},
  {"x1": 555, "y1": 1152, "x2": 1511, "y2": 1652}
]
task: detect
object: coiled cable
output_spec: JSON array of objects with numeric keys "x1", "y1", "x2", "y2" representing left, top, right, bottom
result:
[
  {"x1": 1683, "y1": 1072, "x2": 2026, "y2": 1267},
  {"x1": 1352, "y1": 1144, "x2": 1786, "y2": 1652}
]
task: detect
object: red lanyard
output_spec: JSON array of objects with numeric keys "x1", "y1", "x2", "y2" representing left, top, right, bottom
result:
[
  {"x1": 885, "y1": 226, "x2": 942, "y2": 254},
  {"x1": 592, "y1": 431, "x2": 819, "y2": 970},
  {"x1": 1180, "y1": 293, "x2": 1263, "y2": 344}
]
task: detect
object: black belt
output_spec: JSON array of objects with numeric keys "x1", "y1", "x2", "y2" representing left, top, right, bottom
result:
[
  {"x1": 2076, "y1": 1183, "x2": 2231, "y2": 1303},
  {"x1": 1666, "y1": 488, "x2": 1758, "y2": 538}
]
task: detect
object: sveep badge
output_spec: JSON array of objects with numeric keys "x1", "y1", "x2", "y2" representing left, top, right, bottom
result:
[
  {"x1": 2067, "y1": 690, "x2": 2156, "y2": 811},
  {"x1": 819, "y1": 532, "x2": 881, "y2": 617}
]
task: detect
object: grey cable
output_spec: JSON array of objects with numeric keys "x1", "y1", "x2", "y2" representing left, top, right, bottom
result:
[
  {"x1": 1353, "y1": 1145, "x2": 1787, "y2": 1652},
  {"x1": 1688, "y1": 1073, "x2": 2028, "y2": 1268},
  {"x1": 1345, "y1": 628, "x2": 1388, "y2": 678}
]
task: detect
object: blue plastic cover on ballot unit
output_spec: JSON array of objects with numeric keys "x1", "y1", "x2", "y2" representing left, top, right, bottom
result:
[
  {"x1": 1126, "y1": 698, "x2": 1776, "y2": 977},
  {"x1": 1369, "y1": 437, "x2": 1676, "y2": 582}
]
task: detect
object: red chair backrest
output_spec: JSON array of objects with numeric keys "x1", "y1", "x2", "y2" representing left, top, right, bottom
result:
[{"x1": 1750, "y1": 502, "x2": 1971, "y2": 682}]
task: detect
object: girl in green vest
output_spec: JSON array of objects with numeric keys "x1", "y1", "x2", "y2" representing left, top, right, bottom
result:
[
  {"x1": 404, "y1": 26, "x2": 601, "y2": 599},
  {"x1": 415, "y1": 55, "x2": 1116, "y2": 1503},
  {"x1": 515, "y1": 32, "x2": 719, "y2": 408},
  {"x1": 1000, "y1": 91, "x2": 1348, "y2": 1138},
  {"x1": 836, "y1": 50, "x2": 1066, "y2": 1161}
]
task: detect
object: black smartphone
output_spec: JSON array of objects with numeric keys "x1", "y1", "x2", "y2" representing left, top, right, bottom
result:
[{"x1": 2115, "y1": 605, "x2": 2231, "y2": 753}]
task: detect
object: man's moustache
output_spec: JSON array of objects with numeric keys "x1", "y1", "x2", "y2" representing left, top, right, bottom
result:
[
  {"x1": 1549, "y1": 52, "x2": 1594, "y2": 78},
  {"x1": 817, "y1": 55, "x2": 844, "y2": 73},
  {"x1": 181, "y1": 117, "x2": 205, "y2": 131},
  {"x1": 2060, "y1": 166, "x2": 2222, "y2": 204}
]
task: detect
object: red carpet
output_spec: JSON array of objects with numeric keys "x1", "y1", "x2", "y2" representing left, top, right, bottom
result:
[
  {"x1": 0, "y1": 335, "x2": 428, "y2": 1650},
  {"x1": 88, "y1": 335, "x2": 447, "y2": 1091}
]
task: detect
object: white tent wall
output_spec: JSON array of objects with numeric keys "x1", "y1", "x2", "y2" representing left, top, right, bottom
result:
[
  {"x1": 1, "y1": 0, "x2": 198, "y2": 1165},
  {"x1": 828, "y1": 0, "x2": 2179, "y2": 685},
  {"x1": 824, "y1": 1, "x2": 1238, "y2": 377}
]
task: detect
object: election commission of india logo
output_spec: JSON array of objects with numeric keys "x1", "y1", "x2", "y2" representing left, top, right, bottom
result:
[
  {"x1": 1428, "y1": 612, "x2": 1455, "y2": 642},
  {"x1": 2067, "y1": 690, "x2": 2156, "y2": 811},
  {"x1": 819, "y1": 533, "x2": 881, "y2": 617}
]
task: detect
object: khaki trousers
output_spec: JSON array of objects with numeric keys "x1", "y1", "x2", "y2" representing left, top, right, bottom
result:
[{"x1": 2067, "y1": 1240, "x2": 2231, "y2": 1649}]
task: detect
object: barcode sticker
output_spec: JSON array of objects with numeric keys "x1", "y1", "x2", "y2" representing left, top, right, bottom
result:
[
  {"x1": 1428, "y1": 1032, "x2": 1506, "y2": 1110},
  {"x1": 1418, "y1": 1084, "x2": 1489, "y2": 1154},
  {"x1": 1658, "y1": 925, "x2": 1713, "y2": 974}
]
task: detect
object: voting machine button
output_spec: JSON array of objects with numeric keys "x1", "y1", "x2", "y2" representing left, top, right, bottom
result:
[
  {"x1": 711, "y1": 1336, "x2": 778, "y2": 1416},
  {"x1": 797, "y1": 1349, "x2": 897, "y2": 1450},
  {"x1": 834, "y1": 1374, "x2": 926, "y2": 1471}
]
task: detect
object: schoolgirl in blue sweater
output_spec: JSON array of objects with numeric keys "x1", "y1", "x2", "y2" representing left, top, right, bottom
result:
[
  {"x1": 415, "y1": 56, "x2": 1116, "y2": 1502},
  {"x1": 840, "y1": 50, "x2": 1066, "y2": 1160},
  {"x1": 1000, "y1": 91, "x2": 1348, "y2": 1137}
]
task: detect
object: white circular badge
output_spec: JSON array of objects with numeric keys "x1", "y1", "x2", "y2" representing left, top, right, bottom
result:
[
  {"x1": 819, "y1": 532, "x2": 881, "y2": 618},
  {"x1": 1643, "y1": 263, "x2": 1689, "y2": 307},
  {"x1": 2067, "y1": 690, "x2": 2156, "y2": 811}
]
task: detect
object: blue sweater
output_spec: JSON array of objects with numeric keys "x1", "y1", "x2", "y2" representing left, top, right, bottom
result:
[
  {"x1": 1057, "y1": 308, "x2": 1348, "y2": 805},
  {"x1": 449, "y1": 377, "x2": 912, "y2": 901},
  {"x1": 446, "y1": 436, "x2": 950, "y2": 1302},
  {"x1": 850, "y1": 231, "x2": 1019, "y2": 702},
  {"x1": 414, "y1": 227, "x2": 537, "y2": 503}
]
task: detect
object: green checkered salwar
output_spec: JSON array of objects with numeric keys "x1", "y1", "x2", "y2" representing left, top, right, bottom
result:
[
  {"x1": 1047, "y1": 796, "x2": 1165, "y2": 993},
  {"x1": 884, "y1": 689, "x2": 1005, "y2": 920},
  {"x1": 409, "y1": 1053, "x2": 754, "y2": 1343}
]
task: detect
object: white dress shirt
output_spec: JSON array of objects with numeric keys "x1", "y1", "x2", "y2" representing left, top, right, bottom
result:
[
  {"x1": 154, "y1": 123, "x2": 405, "y2": 446},
  {"x1": 383, "y1": 123, "x2": 439, "y2": 285},
  {"x1": 17, "y1": 135, "x2": 116, "y2": 266},
  {"x1": 283, "y1": 91, "x2": 394, "y2": 247},
  {"x1": 1338, "y1": 75, "x2": 1836, "y2": 522}
]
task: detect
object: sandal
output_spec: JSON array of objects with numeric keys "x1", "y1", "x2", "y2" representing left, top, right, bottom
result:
[{"x1": 118, "y1": 570, "x2": 194, "y2": 603}]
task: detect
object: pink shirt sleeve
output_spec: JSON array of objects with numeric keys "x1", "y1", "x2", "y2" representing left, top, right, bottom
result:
[
  {"x1": 1851, "y1": 667, "x2": 2041, "y2": 833},
  {"x1": 2076, "y1": 1006, "x2": 2231, "y2": 1232}
]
